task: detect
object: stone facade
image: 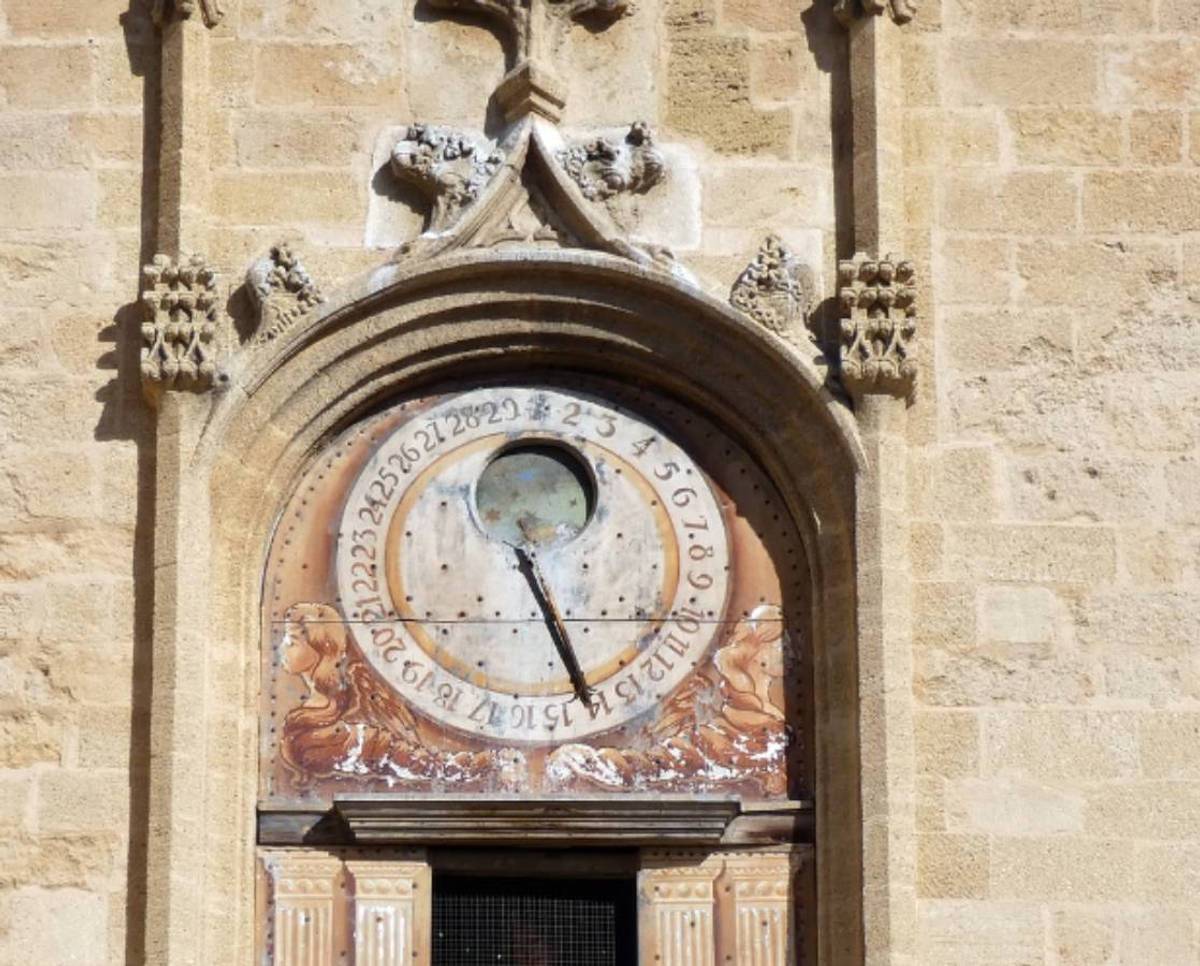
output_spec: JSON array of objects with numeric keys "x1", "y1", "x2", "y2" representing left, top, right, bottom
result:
[{"x1": 0, "y1": 0, "x2": 1197, "y2": 964}]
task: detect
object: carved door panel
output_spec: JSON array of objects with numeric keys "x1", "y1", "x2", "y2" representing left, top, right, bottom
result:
[{"x1": 260, "y1": 848, "x2": 810, "y2": 965}]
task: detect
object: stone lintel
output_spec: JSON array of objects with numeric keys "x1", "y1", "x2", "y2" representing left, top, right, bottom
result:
[{"x1": 334, "y1": 795, "x2": 742, "y2": 845}]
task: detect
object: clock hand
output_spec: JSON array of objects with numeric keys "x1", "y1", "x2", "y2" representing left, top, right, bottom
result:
[{"x1": 512, "y1": 544, "x2": 594, "y2": 708}]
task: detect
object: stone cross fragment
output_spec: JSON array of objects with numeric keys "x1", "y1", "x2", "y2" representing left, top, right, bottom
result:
[
  {"x1": 424, "y1": 0, "x2": 629, "y2": 120},
  {"x1": 426, "y1": 0, "x2": 629, "y2": 65}
]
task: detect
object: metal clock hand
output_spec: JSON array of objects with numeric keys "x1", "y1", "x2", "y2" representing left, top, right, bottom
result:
[{"x1": 512, "y1": 544, "x2": 594, "y2": 708}]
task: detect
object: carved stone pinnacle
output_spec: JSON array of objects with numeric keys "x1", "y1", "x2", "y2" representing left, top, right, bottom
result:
[
  {"x1": 837, "y1": 252, "x2": 918, "y2": 401},
  {"x1": 730, "y1": 235, "x2": 815, "y2": 344},
  {"x1": 140, "y1": 253, "x2": 220, "y2": 392},
  {"x1": 494, "y1": 60, "x2": 568, "y2": 124},
  {"x1": 833, "y1": 0, "x2": 916, "y2": 26}
]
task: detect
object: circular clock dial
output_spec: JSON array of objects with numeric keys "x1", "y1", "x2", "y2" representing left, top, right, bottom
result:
[{"x1": 335, "y1": 386, "x2": 730, "y2": 743}]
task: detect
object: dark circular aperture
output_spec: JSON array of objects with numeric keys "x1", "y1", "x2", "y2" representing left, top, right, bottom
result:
[{"x1": 476, "y1": 444, "x2": 595, "y2": 546}]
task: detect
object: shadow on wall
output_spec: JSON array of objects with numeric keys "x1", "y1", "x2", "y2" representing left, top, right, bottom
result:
[
  {"x1": 412, "y1": 0, "x2": 514, "y2": 139},
  {"x1": 801, "y1": 1, "x2": 854, "y2": 260},
  {"x1": 92, "y1": 1, "x2": 161, "y2": 963}
]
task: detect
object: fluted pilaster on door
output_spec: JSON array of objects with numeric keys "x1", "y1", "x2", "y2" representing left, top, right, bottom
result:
[
  {"x1": 346, "y1": 859, "x2": 432, "y2": 966},
  {"x1": 638, "y1": 853, "x2": 721, "y2": 966},
  {"x1": 264, "y1": 853, "x2": 344, "y2": 966},
  {"x1": 718, "y1": 852, "x2": 803, "y2": 966}
]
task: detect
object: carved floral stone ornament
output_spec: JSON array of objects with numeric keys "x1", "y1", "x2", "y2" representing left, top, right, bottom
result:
[
  {"x1": 390, "y1": 0, "x2": 681, "y2": 273},
  {"x1": 246, "y1": 244, "x2": 325, "y2": 345},
  {"x1": 833, "y1": 0, "x2": 916, "y2": 25},
  {"x1": 558, "y1": 122, "x2": 666, "y2": 201},
  {"x1": 390, "y1": 124, "x2": 506, "y2": 233},
  {"x1": 730, "y1": 235, "x2": 815, "y2": 342},
  {"x1": 150, "y1": 0, "x2": 225, "y2": 28},
  {"x1": 140, "y1": 253, "x2": 219, "y2": 392},
  {"x1": 837, "y1": 252, "x2": 918, "y2": 400}
]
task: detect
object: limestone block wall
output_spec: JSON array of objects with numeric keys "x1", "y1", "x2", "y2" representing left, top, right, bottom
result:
[
  {"x1": 0, "y1": 0, "x2": 153, "y2": 962},
  {"x1": 905, "y1": 1, "x2": 1200, "y2": 962},
  {"x1": 0, "y1": 0, "x2": 1197, "y2": 963}
]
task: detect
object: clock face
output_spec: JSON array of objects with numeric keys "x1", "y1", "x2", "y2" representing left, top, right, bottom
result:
[
  {"x1": 335, "y1": 386, "x2": 730, "y2": 743},
  {"x1": 261, "y1": 376, "x2": 807, "y2": 803}
]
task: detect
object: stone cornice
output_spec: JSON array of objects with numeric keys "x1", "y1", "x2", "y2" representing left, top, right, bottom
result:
[{"x1": 333, "y1": 795, "x2": 741, "y2": 846}]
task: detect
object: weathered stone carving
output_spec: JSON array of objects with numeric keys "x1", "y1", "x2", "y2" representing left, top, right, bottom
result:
[
  {"x1": 140, "y1": 253, "x2": 219, "y2": 391},
  {"x1": 387, "y1": 118, "x2": 680, "y2": 274},
  {"x1": 150, "y1": 0, "x2": 225, "y2": 28},
  {"x1": 390, "y1": 124, "x2": 505, "y2": 233},
  {"x1": 246, "y1": 244, "x2": 325, "y2": 345},
  {"x1": 425, "y1": 0, "x2": 630, "y2": 65},
  {"x1": 558, "y1": 122, "x2": 666, "y2": 201},
  {"x1": 833, "y1": 0, "x2": 916, "y2": 25},
  {"x1": 837, "y1": 252, "x2": 917, "y2": 399},
  {"x1": 730, "y1": 235, "x2": 815, "y2": 342},
  {"x1": 470, "y1": 186, "x2": 575, "y2": 248}
]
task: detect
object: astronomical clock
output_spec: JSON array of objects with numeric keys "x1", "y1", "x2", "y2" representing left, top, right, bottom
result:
[{"x1": 261, "y1": 377, "x2": 810, "y2": 805}]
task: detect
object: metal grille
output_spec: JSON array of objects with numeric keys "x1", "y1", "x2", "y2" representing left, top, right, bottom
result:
[{"x1": 432, "y1": 876, "x2": 636, "y2": 966}]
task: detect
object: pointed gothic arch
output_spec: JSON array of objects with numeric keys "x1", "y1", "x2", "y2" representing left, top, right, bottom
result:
[{"x1": 144, "y1": 243, "x2": 869, "y2": 963}]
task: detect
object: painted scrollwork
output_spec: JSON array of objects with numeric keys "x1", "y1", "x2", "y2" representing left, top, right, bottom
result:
[
  {"x1": 275, "y1": 603, "x2": 793, "y2": 798},
  {"x1": 277, "y1": 604, "x2": 527, "y2": 791},
  {"x1": 837, "y1": 251, "x2": 918, "y2": 400},
  {"x1": 545, "y1": 605, "x2": 791, "y2": 797},
  {"x1": 833, "y1": 0, "x2": 916, "y2": 25},
  {"x1": 140, "y1": 253, "x2": 219, "y2": 391},
  {"x1": 558, "y1": 122, "x2": 666, "y2": 201},
  {"x1": 730, "y1": 235, "x2": 815, "y2": 342},
  {"x1": 390, "y1": 124, "x2": 505, "y2": 233}
]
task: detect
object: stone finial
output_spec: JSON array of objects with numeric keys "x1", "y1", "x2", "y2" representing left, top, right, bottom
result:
[
  {"x1": 140, "y1": 253, "x2": 220, "y2": 391},
  {"x1": 247, "y1": 245, "x2": 325, "y2": 345},
  {"x1": 558, "y1": 122, "x2": 666, "y2": 202},
  {"x1": 833, "y1": 0, "x2": 916, "y2": 25},
  {"x1": 837, "y1": 252, "x2": 917, "y2": 400},
  {"x1": 150, "y1": 0, "x2": 225, "y2": 28},
  {"x1": 390, "y1": 124, "x2": 505, "y2": 233},
  {"x1": 730, "y1": 235, "x2": 815, "y2": 342}
]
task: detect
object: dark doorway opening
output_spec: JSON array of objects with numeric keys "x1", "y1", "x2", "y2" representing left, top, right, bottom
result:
[{"x1": 432, "y1": 874, "x2": 637, "y2": 966}]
